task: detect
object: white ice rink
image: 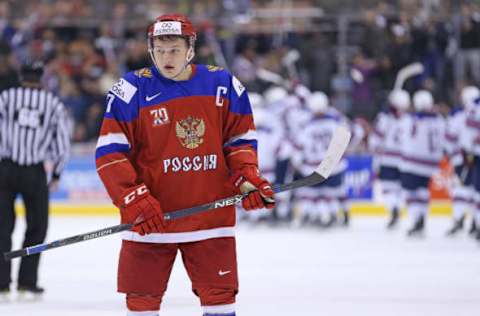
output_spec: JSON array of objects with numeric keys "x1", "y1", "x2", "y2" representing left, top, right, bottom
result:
[{"x1": 1, "y1": 216, "x2": 479, "y2": 316}]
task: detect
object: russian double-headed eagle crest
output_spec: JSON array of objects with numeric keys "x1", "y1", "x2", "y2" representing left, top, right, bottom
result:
[{"x1": 175, "y1": 116, "x2": 205, "y2": 149}]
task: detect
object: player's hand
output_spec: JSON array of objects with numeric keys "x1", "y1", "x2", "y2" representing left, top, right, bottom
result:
[
  {"x1": 118, "y1": 184, "x2": 165, "y2": 235},
  {"x1": 229, "y1": 166, "x2": 275, "y2": 211}
]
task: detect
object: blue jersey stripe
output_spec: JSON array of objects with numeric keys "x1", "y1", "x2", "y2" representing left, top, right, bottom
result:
[
  {"x1": 227, "y1": 139, "x2": 257, "y2": 151},
  {"x1": 95, "y1": 143, "x2": 130, "y2": 159}
]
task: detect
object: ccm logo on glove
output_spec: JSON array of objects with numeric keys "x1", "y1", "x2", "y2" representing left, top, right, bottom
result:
[
  {"x1": 118, "y1": 184, "x2": 166, "y2": 235},
  {"x1": 124, "y1": 184, "x2": 148, "y2": 205}
]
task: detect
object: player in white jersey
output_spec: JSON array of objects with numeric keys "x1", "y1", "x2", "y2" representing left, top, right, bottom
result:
[
  {"x1": 465, "y1": 92, "x2": 480, "y2": 241},
  {"x1": 445, "y1": 86, "x2": 479, "y2": 236},
  {"x1": 247, "y1": 93, "x2": 285, "y2": 223},
  {"x1": 400, "y1": 90, "x2": 446, "y2": 237},
  {"x1": 369, "y1": 90, "x2": 410, "y2": 229},
  {"x1": 290, "y1": 91, "x2": 349, "y2": 227},
  {"x1": 260, "y1": 86, "x2": 295, "y2": 222}
]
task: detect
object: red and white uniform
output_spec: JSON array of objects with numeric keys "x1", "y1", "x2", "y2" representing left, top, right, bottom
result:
[{"x1": 95, "y1": 65, "x2": 258, "y2": 243}]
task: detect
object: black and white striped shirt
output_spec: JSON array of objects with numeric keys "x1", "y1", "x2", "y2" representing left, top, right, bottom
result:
[{"x1": 0, "y1": 86, "x2": 70, "y2": 177}]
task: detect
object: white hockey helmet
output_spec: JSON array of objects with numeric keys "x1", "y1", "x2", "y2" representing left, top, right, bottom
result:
[
  {"x1": 307, "y1": 91, "x2": 329, "y2": 113},
  {"x1": 388, "y1": 89, "x2": 410, "y2": 111},
  {"x1": 264, "y1": 86, "x2": 288, "y2": 105},
  {"x1": 248, "y1": 92, "x2": 264, "y2": 109},
  {"x1": 461, "y1": 86, "x2": 480, "y2": 109},
  {"x1": 413, "y1": 90, "x2": 434, "y2": 111}
]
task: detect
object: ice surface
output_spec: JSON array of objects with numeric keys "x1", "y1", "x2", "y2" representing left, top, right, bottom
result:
[{"x1": 1, "y1": 216, "x2": 479, "y2": 316}]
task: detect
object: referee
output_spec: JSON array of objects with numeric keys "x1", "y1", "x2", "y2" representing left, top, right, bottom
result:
[{"x1": 0, "y1": 61, "x2": 70, "y2": 300}]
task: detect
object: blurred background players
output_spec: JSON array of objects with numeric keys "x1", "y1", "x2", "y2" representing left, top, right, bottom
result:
[
  {"x1": 290, "y1": 91, "x2": 350, "y2": 227},
  {"x1": 369, "y1": 89, "x2": 410, "y2": 229},
  {"x1": 246, "y1": 92, "x2": 285, "y2": 223}
]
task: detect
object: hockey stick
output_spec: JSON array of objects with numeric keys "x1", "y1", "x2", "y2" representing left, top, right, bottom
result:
[
  {"x1": 393, "y1": 62, "x2": 424, "y2": 90},
  {"x1": 4, "y1": 127, "x2": 351, "y2": 260}
]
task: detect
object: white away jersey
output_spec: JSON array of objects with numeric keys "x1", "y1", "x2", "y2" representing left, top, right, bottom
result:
[
  {"x1": 369, "y1": 108, "x2": 407, "y2": 168},
  {"x1": 291, "y1": 108, "x2": 349, "y2": 176},
  {"x1": 400, "y1": 112, "x2": 446, "y2": 177},
  {"x1": 252, "y1": 106, "x2": 285, "y2": 180}
]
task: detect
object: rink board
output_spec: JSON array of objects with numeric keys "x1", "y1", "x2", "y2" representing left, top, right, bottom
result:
[
  {"x1": 30, "y1": 154, "x2": 454, "y2": 217},
  {"x1": 13, "y1": 201, "x2": 453, "y2": 216}
]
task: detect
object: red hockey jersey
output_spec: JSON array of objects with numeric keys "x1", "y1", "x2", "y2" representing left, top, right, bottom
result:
[{"x1": 95, "y1": 64, "x2": 258, "y2": 243}]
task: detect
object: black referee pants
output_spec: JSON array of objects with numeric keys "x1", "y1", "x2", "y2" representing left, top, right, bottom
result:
[{"x1": 0, "y1": 159, "x2": 49, "y2": 289}]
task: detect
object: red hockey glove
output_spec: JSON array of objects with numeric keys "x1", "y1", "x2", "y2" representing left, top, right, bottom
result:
[
  {"x1": 118, "y1": 184, "x2": 165, "y2": 235},
  {"x1": 229, "y1": 166, "x2": 275, "y2": 211}
]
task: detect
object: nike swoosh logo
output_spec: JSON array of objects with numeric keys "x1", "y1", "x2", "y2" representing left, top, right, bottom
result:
[
  {"x1": 218, "y1": 270, "x2": 231, "y2": 276},
  {"x1": 145, "y1": 92, "x2": 162, "y2": 102}
]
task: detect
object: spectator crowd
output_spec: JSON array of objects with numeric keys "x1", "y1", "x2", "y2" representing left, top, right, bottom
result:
[{"x1": 0, "y1": 0, "x2": 478, "y2": 141}]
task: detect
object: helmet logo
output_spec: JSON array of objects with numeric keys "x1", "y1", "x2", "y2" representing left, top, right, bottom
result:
[{"x1": 153, "y1": 21, "x2": 182, "y2": 36}]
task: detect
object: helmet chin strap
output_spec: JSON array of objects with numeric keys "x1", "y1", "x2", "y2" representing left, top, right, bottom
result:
[{"x1": 150, "y1": 46, "x2": 195, "y2": 80}]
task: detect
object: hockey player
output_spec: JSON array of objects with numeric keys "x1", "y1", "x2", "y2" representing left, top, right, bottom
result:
[
  {"x1": 444, "y1": 86, "x2": 479, "y2": 236},
  {"x1": 369, "y1": 90, "x2": 410, "y2": 229},
  {"x1": 291, "y1": 91, "x2": 349, "y2": 227},
  {"x1": 244, "y1": 93, "x2": 284, "y2": 223},
  {"x1": 262, "y1": 85, "x2": 309, "y2": 223},
  {"x1": 95, "y1": 14, "x2": 275, "y2": 316},
  {"x1": 400, "y1": 90, "x2": 446, "y2": 237},
  {"x1": 465, "y1": 92, "x2": 480, "y2": 241}
]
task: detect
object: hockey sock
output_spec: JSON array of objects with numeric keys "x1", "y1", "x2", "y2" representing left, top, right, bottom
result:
[{"x1": 202, "y1": 303, "x2": 235, "y2": 316}]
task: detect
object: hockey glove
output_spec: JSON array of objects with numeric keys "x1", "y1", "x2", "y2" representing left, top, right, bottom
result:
[
  {"x1": 118, "y1": 184, "x2": 165, "y2": 235},
  {"x1": 230, "y1": 166, "x2": 275, "y2": 211}
]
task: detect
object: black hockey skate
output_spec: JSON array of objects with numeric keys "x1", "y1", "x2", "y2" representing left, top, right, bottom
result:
[
  {"x1": 468, "y1": 220, "x2": 476, "y2": 235},
  {"x1": 407, "y1": 216, "x2": 425, "y2": 237},
  {"x1": 17, "y1": 285, "x2": 44, "y2": 301},
  {"x1": 446, "y1": 216, "x2": 464, "y2": 236},
  {"x1": 387, "y1": 208, "x2": 399, "y2": 229},
  {"x1": 341, "y1": 210, "x2": 349, "y2": 227},
  {"x1": 0, "y1": 287, "x2": 10, "y2": 303}
]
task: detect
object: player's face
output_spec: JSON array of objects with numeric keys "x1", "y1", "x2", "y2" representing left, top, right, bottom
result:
[{"x1": 152, "y1": 37, "x2": 190, "y2": 79}]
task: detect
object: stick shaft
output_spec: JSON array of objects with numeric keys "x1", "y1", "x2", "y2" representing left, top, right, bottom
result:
[
  {"x1": 3, "y1": 224, "x2": 132, "y2": 260},
  {"x1": 3, "y1": 174, "x2": 324, "y2": 261},
  {"x1": 4, "y1": 127, "x2": 350, "y2": 260}
]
